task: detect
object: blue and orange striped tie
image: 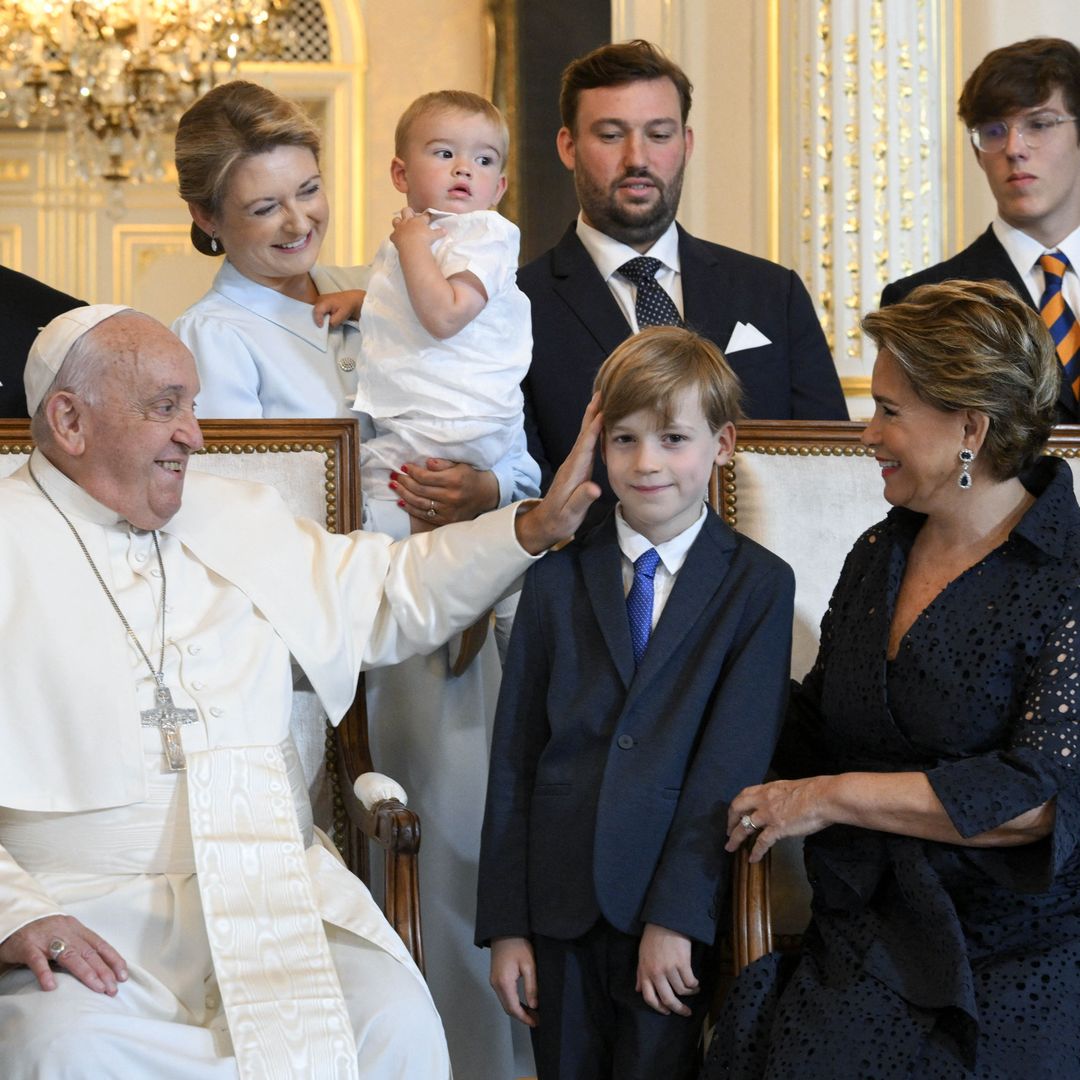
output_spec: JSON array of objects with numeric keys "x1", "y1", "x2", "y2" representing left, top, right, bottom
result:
[{"x1": 1039, "y1": 250, "x2": 1080, "y2": 400}]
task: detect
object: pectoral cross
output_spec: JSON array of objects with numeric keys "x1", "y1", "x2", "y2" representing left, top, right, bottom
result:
[{"x1": 141, "y1": 679, "x2": 199, "y2": 771}]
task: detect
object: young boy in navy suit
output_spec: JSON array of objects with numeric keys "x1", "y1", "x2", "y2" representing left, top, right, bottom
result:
[{"x1": 476, "y1": 326, "x2": 795, "y2": 1078}]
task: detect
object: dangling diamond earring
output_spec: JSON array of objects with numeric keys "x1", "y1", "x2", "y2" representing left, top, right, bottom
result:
[
  {"x1": 958, "y1": 448, "x2": 975, "y2": 490},
  {"x1": 210, "y1": 233, "x2": 219, "y2": 254}
]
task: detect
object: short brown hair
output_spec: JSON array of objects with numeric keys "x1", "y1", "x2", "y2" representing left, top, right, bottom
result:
[
  {"x1": 175, "y1": 81, "x2": 321, "y2": 256},
  {"x1": 559, "y1": 39, "x2": 693, "y2": 133},
  {"x1": 394, "y1": 90, "x2": 509, "y2": 164},
  {"x1": 958, "y1": 37, "x2": 1080, "y2": 132},
  {"x1": 861, "y1": 279, "x2": 1058, "y2": 480},
  {"x1": 593, "y1": 326, "x2": 743, "y2": 434}
]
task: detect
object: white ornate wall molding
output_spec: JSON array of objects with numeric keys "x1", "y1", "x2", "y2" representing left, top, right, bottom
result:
[{"x1": 776, "y1": 0, "x2": 949, "y2": 406}]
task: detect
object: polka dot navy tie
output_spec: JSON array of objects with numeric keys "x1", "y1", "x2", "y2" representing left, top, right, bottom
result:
[
  {"x1": 627, "y1": 548, "x2": 661, "y2": 667},
  {"x1": 617, "y1": 256, "x2": 683, "y2": 329},
  {"x1": 1039, "y1": 250, "x2": 1080, "y2": 400}
]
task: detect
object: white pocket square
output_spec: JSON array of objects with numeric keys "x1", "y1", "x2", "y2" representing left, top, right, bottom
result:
[{"x1": 724, "y1": 321, "x2": 772, "y2": 354}]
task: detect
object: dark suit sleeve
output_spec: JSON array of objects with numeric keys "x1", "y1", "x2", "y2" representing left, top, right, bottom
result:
[
  {"x1": 475, "y1": 565, "x2": 551, "y2": 946},
  {"x1": 640, "y1": 560, "x2": 795, "y2": 940},
  {"x1": 0, "y1": 268, "x2": 86, "y2": 418},
  {"x1": 785, "y1": 270, "x2": 848, "y2": 420},
  {"x1": 521, "y1": 378, "x2": 554, "y2": 492},
  {"x1": 879, "y1": 279, "x2": 904, "y2": 307}
]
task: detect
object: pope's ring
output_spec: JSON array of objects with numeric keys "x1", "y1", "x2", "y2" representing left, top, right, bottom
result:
[
  {"x1": 740, "y1": 814, "x2": 760, "y2": 833},
  {"x1": 427, "y1": 501, "x2": 437, "y2": 519},
  {"x1": 47, "y1": 938, "x2": 67, "y2": 962}
]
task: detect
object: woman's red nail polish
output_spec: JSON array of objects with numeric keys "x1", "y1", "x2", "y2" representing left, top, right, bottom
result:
[
  {"x1": 397, "y1": 500, "x2": 406, "y2": 508},
  {"x1": 389, "y1": 481, "x2": 398, "y2": 491},
  {"x1": 400, "y1": 464, "x2": 409, "y2": 473}
]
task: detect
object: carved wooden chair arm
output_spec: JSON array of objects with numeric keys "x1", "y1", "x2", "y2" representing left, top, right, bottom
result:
[
  {"x1": 334, "y1": 689, "x2": 425, "y2": 973},
  {"x1": 359, "y1": 797, "x2": 424, "y2": 974},
  {"x1": 731, "y1": 846, "x2": 773, "y2": 973}
]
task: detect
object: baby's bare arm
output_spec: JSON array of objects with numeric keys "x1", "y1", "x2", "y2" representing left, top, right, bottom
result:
[{"x1": 391, "y1": 209, "x2": 487, "y2": 339}]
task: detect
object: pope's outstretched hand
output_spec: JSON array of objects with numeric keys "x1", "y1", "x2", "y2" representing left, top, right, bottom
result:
[{"x1": 514, "y1": 394, "x2": 602, "y2": 555}]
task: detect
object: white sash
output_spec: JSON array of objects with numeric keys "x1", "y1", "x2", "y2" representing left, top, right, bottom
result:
[{"x1": 187, "y1": 745, "x2": 359, "y2": 1079}]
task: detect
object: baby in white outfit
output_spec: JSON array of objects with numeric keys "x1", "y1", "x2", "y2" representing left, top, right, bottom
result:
[{"x1": 316, "y1": 91, "x2": 532, "y2": 534}]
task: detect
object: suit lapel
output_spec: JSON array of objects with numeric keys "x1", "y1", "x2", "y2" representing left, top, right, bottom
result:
[
  {"x1": 970, "y1": 227, "x2": 1032, "y2": 306},
  {"x1": 678, "y1": 227, "x2": 736, "y2": 347},
  {"x1": 550, "y1": 225, "x2": 634, "y2": 357},
  {"x1": 580, "y1": 517, "x2": 636, "y2": 689}
]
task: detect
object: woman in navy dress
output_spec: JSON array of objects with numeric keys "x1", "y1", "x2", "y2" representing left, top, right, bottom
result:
[{"x1": 706, "y1": 279, "x2": 1080, "y2": 1078}]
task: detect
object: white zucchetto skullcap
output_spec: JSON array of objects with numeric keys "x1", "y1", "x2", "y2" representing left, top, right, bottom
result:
[{"x1": 24, "y1": 304, "x2": 133, "y2": 415}]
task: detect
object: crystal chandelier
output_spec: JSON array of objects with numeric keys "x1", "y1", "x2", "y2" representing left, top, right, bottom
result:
[{"x1": 0, "y1": 0, "x2": 292, "y2": 185}]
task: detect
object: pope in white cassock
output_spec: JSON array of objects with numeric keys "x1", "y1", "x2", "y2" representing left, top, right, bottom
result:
[{"x1": 0, "y1": 306, "x2": 601, "y2": 1079}]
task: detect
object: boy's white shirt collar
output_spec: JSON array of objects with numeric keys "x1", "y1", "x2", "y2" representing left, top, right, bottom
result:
[
  {"x1": 575, "y1": 215, "x2": 682, "y2": 282},
  {"x1": 991, "y1": 216, "x2": 1080, "y2": 306},
  {"x1": 614, "y1": 501, "x2": 708, "y2": 575}
]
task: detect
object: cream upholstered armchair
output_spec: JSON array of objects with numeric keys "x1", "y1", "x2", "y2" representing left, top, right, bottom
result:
[
  {"x1": 721, "y1": 420, "x2": 1080, "y2": 970},
  {"x1": 0, "y1": 417, "x2": 426, "y2": 970}
]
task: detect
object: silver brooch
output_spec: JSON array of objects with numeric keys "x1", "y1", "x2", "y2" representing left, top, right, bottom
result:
[{"x1": 338, "y1": 356, "x2": 356, "y2": 372}]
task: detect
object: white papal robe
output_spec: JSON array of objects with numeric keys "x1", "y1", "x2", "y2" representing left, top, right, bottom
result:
[{"x1": 0, "y1": 451, "x2": 537, "y2": 1079}]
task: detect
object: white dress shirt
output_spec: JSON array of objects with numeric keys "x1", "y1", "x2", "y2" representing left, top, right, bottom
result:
[
  {"x1": 575, "y1": 215, "x2": 684, "y2": 331},
  {"x1": 992, "y1": 216, "x2": 1080, "y2": 316},
  {"x1": 615, "y1": 502, "x2": 708, "y2": 630}
]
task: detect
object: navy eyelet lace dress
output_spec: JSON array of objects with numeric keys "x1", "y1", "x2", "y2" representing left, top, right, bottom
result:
[{"x1": 703, "y1": 457, "x2": 1080, "y2": 1080}]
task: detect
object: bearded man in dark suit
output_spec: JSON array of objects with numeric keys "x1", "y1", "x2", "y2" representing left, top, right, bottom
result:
[{"x1": 519, "y1": 40, "x2": 848, "y2": 500}]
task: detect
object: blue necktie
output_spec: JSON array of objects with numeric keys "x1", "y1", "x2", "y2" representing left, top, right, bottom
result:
[
  {"x1": 617, "y1": 257, "x2": 683, "y2": 328},
  {"x1": 627, "y1": 548, "x2": 661, "y2": 667}
]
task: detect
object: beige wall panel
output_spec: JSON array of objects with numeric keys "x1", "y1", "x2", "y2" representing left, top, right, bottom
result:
[
  {"x1": 613, "y1": 0, "x2": 766, "y2": 257},
  {"x1": 0, "y1": 224, "x2": 20, "y2": 268},
  {"x1": 111, "y1": 224, "x2": 218, "y2": 326},
  {"x1": 361, "y1": 0, "x2": 488, "y2": 262}
]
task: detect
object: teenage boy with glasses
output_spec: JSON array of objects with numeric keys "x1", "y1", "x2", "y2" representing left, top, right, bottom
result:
[{"x1": 882, "y1": 37, "x2": 1080, "y2": 421}]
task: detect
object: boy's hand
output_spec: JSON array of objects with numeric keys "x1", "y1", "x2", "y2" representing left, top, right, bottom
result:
[
  {"x1": 636, "y1": 923, "x2": 698, "y2": 1016},
  {"x1": 489, "y1": 936, "x2": 539, "y2": 1028},
  {"x1": 312, "y1": 290, "x2": 365, "y2": 328},
  {"x1": 390, "y1": 207, "x2": 446, "y2": 251}
]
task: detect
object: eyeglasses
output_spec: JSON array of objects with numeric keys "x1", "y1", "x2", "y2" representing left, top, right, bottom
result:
[{"x1": 969, "y1": 112, "x2": 1079, "y2": 153}]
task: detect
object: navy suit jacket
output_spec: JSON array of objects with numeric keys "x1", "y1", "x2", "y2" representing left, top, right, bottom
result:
[
  {"x1": 0, "y1": 266, "x2": 86, "y2": 418},
  {"x1": 880, "y1": 225, "x2": 1077, "y2": 422},
  {"x1": 518, "y1": 223, "x2": 849, "y2": 500},
  {"x1": 475, "y1": 509, "x2": 794, "y2": 947}
]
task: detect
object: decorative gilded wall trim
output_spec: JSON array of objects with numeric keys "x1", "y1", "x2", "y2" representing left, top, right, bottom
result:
[{"x1": 778, "y1": 0, "x2": 945, "y2": 379}]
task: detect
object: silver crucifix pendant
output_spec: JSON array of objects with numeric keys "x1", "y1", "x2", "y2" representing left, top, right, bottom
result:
[{"x1": 141, "y1": 683, "x2": 199, "y2": 771}]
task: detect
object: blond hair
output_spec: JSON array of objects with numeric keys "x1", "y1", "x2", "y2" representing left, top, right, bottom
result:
[
  {"x1": 593, "y1": 326, "x2": 743, "y2": 433},
  {"x1": 175, "y1": 81, "x2": 321, "y2": 256},
  {"x1": 394, "y1": 90, "x2": 509, "y2": 164},
  {"x1": 861, "y1": 279, "x2": 1058, "y2": 479}
]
